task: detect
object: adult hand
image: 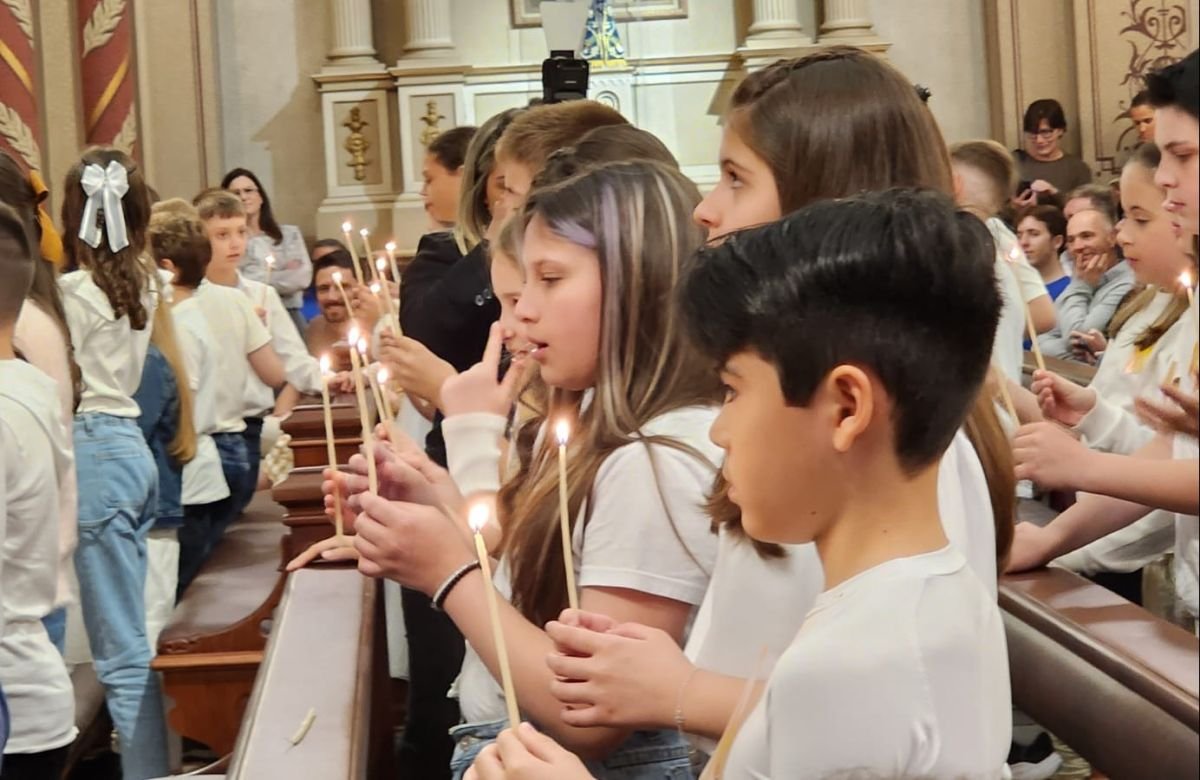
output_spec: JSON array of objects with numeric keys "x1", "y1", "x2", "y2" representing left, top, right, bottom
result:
[
  {"x1": 1012, "y1": 188, "x2": 1037, "y2": 209},
  {"x1": 286, "y1": 533, "x2": 359, "y2": 571},
  {"x1": 1075, "y1": 254, "x2": 1106, "y2": 288},
  {"x1": 1135, "y1": 378, "x2": 1200, "y2": 439},
  {"x1": 1013, "y1": 421, "x2": 1094, "y2": 490},
  {"x1": 1030, "y1": 179, "x2": 1058, "y2": 195},
  {"x1": 349, "y1": 283, "x2": 382, "y2": 327},
  {"x1": 441, "y1": 322, "x2": 531, "y2": 418},
  {"x1": 465, "y1": 724, "x2": 593, "y2": 780},
  {"x1": 353, "y1": 493, "x2": 474, "y2": 592},
  {"x1": 1030, "y1": 369, "x2": 1096, "y2": 427},
  {"x1": 378, "y1": 331, "x2": 457, "y2": 404},
  {"x1": 1069, "y1": 329, "x2": 1107, "y2": 357},
  {"x1": 1005, "y1": 521, "x2": 1059, "y2": 573},
  {"x1": 544, "y1": 616, "x2": 692, "y2": 730}
]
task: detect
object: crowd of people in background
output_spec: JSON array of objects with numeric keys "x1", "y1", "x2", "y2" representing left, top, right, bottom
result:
[{"x1": 0, "y1": 42, "x2": 1196, "y2": 780}]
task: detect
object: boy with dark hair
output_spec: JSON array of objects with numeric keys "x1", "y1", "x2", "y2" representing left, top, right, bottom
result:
[
  {"x1": 0, "y1": 203, "x2": 77, "y2": 775},
  {"x1": 680, "y1": 188, "x2": 1011, "y2": 776}
]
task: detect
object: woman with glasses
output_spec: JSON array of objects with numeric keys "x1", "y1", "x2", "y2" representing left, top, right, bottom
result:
[
  {"x1": 1014, "y1": 98, "x2": 1095, "y2": 205},
  {"x1": 220, "y1": 167, "x2": 313, "y2": 337}
]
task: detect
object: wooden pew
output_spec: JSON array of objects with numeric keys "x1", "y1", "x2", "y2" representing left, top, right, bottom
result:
[
  {"x1": 226, "y1": 568, "x2": 394, "y2": 779},
  {"x1": 1023, "y1": 350, "x2": 1097, "y2": 387},
  {"x1": 152, "y1": 493, "x2": 288, "y2": 758},
  {"x1": 1002, "y1": 567, "x2": 1199, "y2": 778}
]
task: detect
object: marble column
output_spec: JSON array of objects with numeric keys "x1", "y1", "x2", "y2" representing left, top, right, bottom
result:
[
  {"x1": 401, "y1": 0, "x2": 455, "y2": 60},
  {"x1": 743, "y1": 0, "x2": 809, "y2": 49},
  {"x1": 819, "y1": 0, "x2": 879, "y2": 42},
  {"x1": 326, "y1": 0, "x2": 383, "y2": 69}
]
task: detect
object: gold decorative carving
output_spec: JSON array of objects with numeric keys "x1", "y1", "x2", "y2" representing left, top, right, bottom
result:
[
  {"x1": 1109, "y1": 0, "x2": 1189, "y2": 159},
  {"x1": 342, "y1": 106, "x2": 370, "y2": 182},
  {"x1": 419, "y1": 99, "x2": 446, "y2": 147}
]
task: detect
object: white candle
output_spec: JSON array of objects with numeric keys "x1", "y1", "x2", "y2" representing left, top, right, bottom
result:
[
  {"x1": 346, "y1": 327, "x2": 378, "y2": 494},
  {"x1": 319, "y1": 355, "x2": 346, "y2": 538},
  {"x1": 260, "y1": 254, "x2": 277, "y2": 318},
  {"x1": 342, "y1": 221, "x2": 364, "y2": 284},
  {"x1": 360, "y1": 228, "x2": 377, "y2": 283},
  {"x1": 555, "y1": 419, "x2": 579, "y2": 611},
  {"x1": 1008, "y1": 246, "x2": 1046, "y2": 372},
  {"x1": 468, "y1": 503, "x2": 521, "y2": 730},
  {"x1": 331, "y1": 270, "x2": 355, "y2": 315}
]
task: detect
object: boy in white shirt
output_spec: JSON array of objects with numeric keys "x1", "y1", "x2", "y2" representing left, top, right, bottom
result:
[
  {"x1": 194, "y1": 190, "x2": 320, "y2": 509},
  {"x1": 0, "y1": 205, "x2": 76, "y2": 776},
  {"x1": 685, "y1": 189, "x2": 1012, "y2": 778},
  {"x1": 171, "y1": 196, "x2": 286, "y2": 590}
]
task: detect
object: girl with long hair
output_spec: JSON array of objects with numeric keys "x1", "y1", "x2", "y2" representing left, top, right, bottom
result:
[{"x1": 58, "y1": 146, "x2": 169, "y2": 780}]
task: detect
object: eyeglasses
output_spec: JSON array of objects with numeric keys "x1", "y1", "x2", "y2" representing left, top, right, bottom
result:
[{"x1": 1024, "y1": 128, "x2": 1060, "y2": 140}]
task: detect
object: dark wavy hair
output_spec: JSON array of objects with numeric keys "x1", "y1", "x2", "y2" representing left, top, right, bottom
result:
[
  {"x1": 61, "y1": 147, "x2": 153, "y2": 330},
  {"x1": 220, "y1": 167, "x2": 282, "y2": 243}
]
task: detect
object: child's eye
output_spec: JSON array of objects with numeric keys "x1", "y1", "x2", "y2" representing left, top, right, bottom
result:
[{"x1": 721, "y1": 383, "x2": 737, "y2": 403}]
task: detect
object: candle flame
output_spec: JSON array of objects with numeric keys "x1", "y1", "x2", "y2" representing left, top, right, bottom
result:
[
  {"x1": 360, "y1": 227, "x2": 370, "y2": 237},
  {"x1": 1008, "y1": 245, "x2": 1021, "y2": 263},
  {"x1": 1181, "y1": 270, "x2": 1194, "y2": 289},
  {"x1": 468, "y1": 503, "x2": 489, "y2": 533},
  {"x1": 376, "y1": 257, "x2": 387, "y2": 271},
  {"x1": 555, "y1": 419, "x2": 570, "y2": 447},
  {"x1": 320, "y1": 354, "x2": 331, "y2": 374},
  {"x1": 370, "y1": 282, "x2": 381, "y2": 294},
  {"x1": 357, "y1": 337, "x2": 368, "y2": 355},
  {"x1": 341, "y1": 221, "x2": 352, "y2": 233},
  {"x1": 377, "y1": 366, "x2": 389, "y2": 384},
  {"x1": 332, "y1": 270, "x2": 344, "y2": 285},
  {"x1": 385, "y1": 241, "x2": 396, "y2": 252},
  {"x1": 347, "y1": 325, "x2": 360, "y2": 344},
  {"x1": 265, "y1": 254, "x2": 277, "y2": 267}
]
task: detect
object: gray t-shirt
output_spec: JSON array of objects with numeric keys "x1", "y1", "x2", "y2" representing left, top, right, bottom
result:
[{"x1": 1016, "y1": 151, "x2": 1094, "y2": 194}]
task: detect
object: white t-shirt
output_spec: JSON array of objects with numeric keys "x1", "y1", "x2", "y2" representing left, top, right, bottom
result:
[
  {"x1": 236, "y1": 274, "x2": 321, "y2": 417},
  {"x1": 189, "y1": 279, "x2": 272, "y2": 433},
  {"x1": 0, "y1": 360, "x2": 78, "y2": 753},
  {"x1": 59, "y1": 267, "x2": 158, "y2": 418},
  {"x1": 988, "y1": 219, "x2": 1045, "y2": 385},
  {"x1": 1055, "y1": 290, "x2": 1189, "y2": 574},
  {"x1": 723, "y1": 546, "x2": 1011, "y2": 779},
  {"x1": 172, "y1": 295, "x2": 231, "y2": 505},
  {"x1": 1167, "y1": 306, "x2": 1199, "y2": 619},
  {"x1": 684, "y1": 430, "x2": 997, "y2": 754},
  {"x1": 13, "y1": 300, "x2": 78, "y2": 609},
  {"x1": 456, "y1": 406, "x2": 722, "y2": 724}
]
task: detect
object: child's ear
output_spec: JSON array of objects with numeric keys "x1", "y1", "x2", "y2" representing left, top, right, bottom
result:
[
  {"x1": 1052, "y1": 235, "x2": 1064, "y2": 253},
  {"x1": 825, "y1": 365, "x2": 874, "y2": 454}
]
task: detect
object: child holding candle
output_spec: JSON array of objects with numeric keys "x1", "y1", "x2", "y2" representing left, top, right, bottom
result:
[
  {"x1": 541, "y1": 49, "x2": 1014, "y2": 768},
  {"x1": 350, "y1": 160, "x2": 722, "y2": 779}
]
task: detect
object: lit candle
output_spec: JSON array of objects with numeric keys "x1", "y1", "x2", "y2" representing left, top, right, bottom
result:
[
  {"x1": 555, "y1": 419, "x2": 579, "y2": 611},
  {"x1": 375, "y1": 366, "x2": 398, "y2": 422},
  {"x1": 346, "y1": 327, "x2": 378, "y2": 494},
  {"x1": 331, "y1": 270, "x2": 356, "y2": 324},
  {"x1": 385, "y1": 240, "x2": 401, "y2": 289},
  {"x1": 260, "y1": 254, "x2": 277, "y2": 315},
  {"x1": 1181, "y1": 270, "x2": 1196, "y2": 309},
  {"x1": 1008, "y1": 246, "x2": 1046, "y2": 372},
  {"x1": 360, "y1": 228, "x2": 377, "y2": 283},
  {"x1": 372, "y1": 263, "x2": 401, "y2": 334},
  {"x1": 342, "y1": 221, "x2": 364, "y2": 284},
  {"x1": 468, "y1": 502, "x2": 521, "y2": 730},
  {"x1": 319, "y1": 355, "x2": 346, "y2": 538}
]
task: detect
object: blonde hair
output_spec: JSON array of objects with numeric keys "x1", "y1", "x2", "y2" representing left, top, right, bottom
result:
[
  {"x1": 950, "y1": 140, "x2": 1018, "y2": 215},
  {"x1": 149, "y1": 285, "x2": 197, "y2": 463},
  {"x1": 498, "y1": 160, "x2": 721, "y2": 625}
]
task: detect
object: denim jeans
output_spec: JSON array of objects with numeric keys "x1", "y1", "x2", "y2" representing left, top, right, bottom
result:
[
  {"x1": 176, "y1": 498, "x2": 234, "y2": 598},
  {"x1": 212, "y1": 431, "x2": 254, "y2": 541},
  {"x1": 449, "y1": 720, "x2": 692, "y2": 780},
  {"x1": 41, "y1": 608, "x2": 66, "y2": 655},
  {"x1": 73, "y1": 414, "x2": 168, "y2": 780}
]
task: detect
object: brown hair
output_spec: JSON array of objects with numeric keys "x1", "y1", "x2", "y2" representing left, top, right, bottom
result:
[
  {"x1": 0, "y1": 202, "x2": 33, "y2": 325},
  {"x1": 61, "y1": 147, "x2": 154, "y2": 330},
  {"x1": 1015, "y1": 204, "x2": 1068, "y2": 243},
  {"x1": 428, "y1": 126, "x2": 477, "y2": 171},
  {"x1": 456, "y1": 108, "x2": 523, "y2": 253},
  {"x1": 149, "y1": 200, "x2": 212, "y2": 289},
  {"x1": 728, "y1": 47, "x2": 954, "y2": 213},
  {"x1": 533, "y1": 124, "x2": 678, "y2": 189},
  {"x1": 722, "y1": 47, "x2": 1015, "y2": 567},
  {"x1": 494, "y1": 100, "x2": 628, "y2": 174},
  {"x1": 193, "y1": 188, "x2": 245, "y2": 221},
  {"x1": 950, "y1": 140, "x2": 1019, "y2": 215},
  {"x1": 497, "y1": 161, "x2": 721, "y2": 625},
  {"x1": 1065, "y1": 183, "x2": 1118, "y2": 224}
]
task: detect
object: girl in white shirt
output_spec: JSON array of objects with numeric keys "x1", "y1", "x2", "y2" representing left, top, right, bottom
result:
[
  {"x1": 1030, "y1": 143, "x2": 1193, "y2": 587},
  {"x1": 56, "y1": 147, "x2": 169, "y2": 780},
  {"x1": 345, "y1": 161, "x2": 722, "y2": 779}
]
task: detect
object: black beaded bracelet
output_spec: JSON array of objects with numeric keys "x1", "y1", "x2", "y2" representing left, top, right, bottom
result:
[{"x1": 431, "y1": 560, "x2": 482, "y2": 612}]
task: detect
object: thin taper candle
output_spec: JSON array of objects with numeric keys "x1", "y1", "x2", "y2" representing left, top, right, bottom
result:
[
  {"x1": 385, "y1": 241, "x2": 401, "y2": 291},
  {"x1": 319, "y1": 355, "x2": 346, "y2": 538},
  {"x1": 331, "y1": 270, "x2": 355, "y2": 315},
  {"x1": 360, "y1": 228, "x2": 378, "y2": 283},
  {"x1": 555, "y1": 420, "x2": 579, "y2": 611},
  {"x1": 346, "y1": 329, "x2": 378, "y2": 494},
  {"x1": 1008, "y1": 247, "x2": 1046, "y2": 371},
  {"x1": 469, "y1": 503, "x2": 520, "y2": 730},
  {"x1": 342, "y1": 221, "x2": 364, "y2": 284}
]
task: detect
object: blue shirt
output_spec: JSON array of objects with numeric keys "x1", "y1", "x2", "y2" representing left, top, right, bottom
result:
[{"x1": 132, "y1": 344, "x2": 184, "y2": 528}]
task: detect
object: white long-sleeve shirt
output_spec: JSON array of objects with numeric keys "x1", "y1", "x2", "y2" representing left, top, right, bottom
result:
[{"x1": 240, "y1": 226, "x2": 312, "y2": 309}]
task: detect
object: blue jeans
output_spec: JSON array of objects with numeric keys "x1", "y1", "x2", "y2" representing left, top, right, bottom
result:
[
  {"x1": 212, "y1": 431, "x2": 254, "y2": 539},
  {"x1": 73, "y1": 414, "x2": 168, "y2": 780},
  {"x1": 41, "y1": 608, "x2": 66, "y2": 655},
  {"x1": 449, "y1": 720, "x2": 692, "y2": 780}
]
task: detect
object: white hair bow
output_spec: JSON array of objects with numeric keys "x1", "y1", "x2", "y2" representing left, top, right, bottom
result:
[{"x1": 78, "y1": 160, "x2": 130, "y2": 252}]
